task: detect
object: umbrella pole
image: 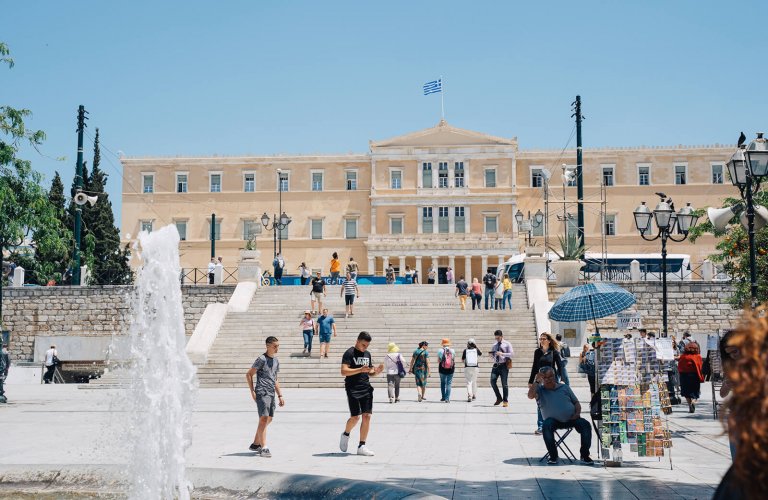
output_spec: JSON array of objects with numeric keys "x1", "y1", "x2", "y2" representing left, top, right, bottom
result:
[{"x1": 588, "y1": 294, "x2": 600, "y2": 336}]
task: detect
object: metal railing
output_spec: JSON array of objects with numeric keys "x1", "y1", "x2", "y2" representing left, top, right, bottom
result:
[
  {"x1": 180, "y1": 267, "x2": 239, "y2": 285},
  {"x1": 546, "y1": 262, "x2": 731, "y2": 283}
]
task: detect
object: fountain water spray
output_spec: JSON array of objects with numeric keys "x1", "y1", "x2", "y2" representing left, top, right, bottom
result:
[{"x1": 126, "y1": 225, "x2": 197, "y2": 499}]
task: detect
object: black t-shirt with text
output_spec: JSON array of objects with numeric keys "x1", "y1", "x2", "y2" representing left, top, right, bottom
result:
[
  {"x1": 311, "y1": 277, "x2": 325, "y2": 293},
  {"x1": 342, "y1": 346, "x2": 373, "y2": 396}
]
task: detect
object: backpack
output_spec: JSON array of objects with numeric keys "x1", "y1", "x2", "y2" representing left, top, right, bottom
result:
[
  {"x1": 560, "y1": 342, "x2": 571, "y2": 358},
  {"x1": 465, "y1": 348, "x2": 478, "y2": 367},
  {"x1": 579, "y1": 350, "x2": 595, "y2": 376},
  {"x1": 440, "y1": 348, "x2": 454, "y2": 370}
]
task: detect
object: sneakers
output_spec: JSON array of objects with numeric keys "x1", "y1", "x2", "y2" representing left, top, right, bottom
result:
[
  {"x1": 547, "y1": 457, "x2": 558, "y2": 465},
  {"x1": 248, "y1": 443, "x2": 261, "y2": 452},
  {"x1": 688, "y1": 403, "x2": 694, "y2": 413},
  {"x1": 260, "y1": 448, "x2": 272, "y2": 458},
  {"x1": 389, "y1": 398, "x2": 394, "y2": 404},
  {"x1": 502, "y1": 402, "x2": 509, "y2": 408},
  {"x1": 581, "y1": 455, "x2": 594, "y2": 465},
  {"x1": 534, "y1": 429, "x2": 543, "y2": 435},
  {"x1": 417, "y1": 394, "x2": 423, "y2": 402},
  {"x1": 357, "y1": 445, "x2": 375, "y2": 456},
  {"x1": 467, "y1": 396, "x2": 472, "y2": 402},
  {"x1": 395, "y1": 398, "x2": 400, "y2": 403},
  {"x1": 494, "y1": 399, "x2": 502, "y2": 406},
  {"x1": 339, "y1": 432, "x2": 349, "y2": 453},
  {"x1": 303, "y1": 348, "x2": 307, "y2": 354},
  {"x1": 472, "y1": 395, "x2": 476, "y2": 401}
]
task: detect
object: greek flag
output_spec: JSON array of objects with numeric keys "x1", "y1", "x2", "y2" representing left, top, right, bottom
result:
[{"x1": 423, "y1": 79, "x2": 442, "y2": 95}]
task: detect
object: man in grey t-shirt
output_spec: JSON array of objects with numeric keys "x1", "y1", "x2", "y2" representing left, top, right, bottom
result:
[
  {"x1": 246, "y1": 336, "x2": 284, "y2": 457},
  {"x1": 527, "y1": 366, "x2": 593, "y2": 465}
]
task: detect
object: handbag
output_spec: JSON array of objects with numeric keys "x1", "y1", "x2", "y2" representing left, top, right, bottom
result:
[
  {"x1": 52, "y1": 355, "x2": 61, "y2": 367},
  {"x1": 396, "y1": 356, "x2": 407, "y2": 378},
  {"x1": 505, "y1": 358, "x2": 512, "y2": 369}
]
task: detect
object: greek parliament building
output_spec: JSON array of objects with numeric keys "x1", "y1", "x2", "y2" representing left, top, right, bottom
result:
[{"x1": 120, "y1": 120, "x2": 732, "y2": 279}]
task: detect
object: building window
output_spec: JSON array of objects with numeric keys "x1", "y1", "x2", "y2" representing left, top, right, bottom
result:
[
  {"x1": 176, "y1": 174, "x2": 187, "y2": 193},
  {"x1": 174, "y1": 221, "x2": 187, "y2": 241},
  {"x1": 209, "y1": 220, "x2": 221, "y2": 240},
  {"x1": 712, "y1": 164, "x2": 724, "y2": 184},
  {"x1": 604, "y1": 214, "x2": 616, "y2": 236},
  {"x1": 531, "y1": 168, "x2": 543, "y2": 188},
  {"x1": 675, "y1": 165, "x2": 687, "y2": 185},
  {"x1": 243, "y1": 220, "x2": 260, "y2": 240},
  {"x1": 438, "y1": 162, "x2": 449, "y2": 188},
  {"x1": 454, "y1": 162, "x2": 464, "y2": 187},
  {"x1": 390, "y1": 217, "x2": 403, "y2": 235},
  {"x1": 454, "y1": 207, "x2": 465, "y2": 233},
  {"x1": 438, "y1": 206, "x2": 449, "y2": 233},
  {"x1": 345, "y1": 218, "x2": 358, "y2": 239},
  {"x1": 391, "y1": 170, "x2": 402, "y2": 189},
  {"x1": 422, "y1": 207, "x2": 433, "y2": 233},
  {"x1": 244, "y1": 173, "x2": 255, "y2": 192},
  {"x1": 140, "y1": 220, "x2": 153, "y2": 233},
  {"x1": 484, "y1": 215, "x2": 498, "y2": 233},
  {"x1": 602, "y1": 166, "x2": 614, "y2": 187},
  {"x1": 210, "y1": 174, "x2": 222, "y2": 193},
  {"x1": 311, "y1": 219, "x2": 323, "y2": 240},
  {"x1": 638, "y1": 166, "x2": 650, "y2": 186},
  {"x1": 279, "y1": 172, "x2": 289, "y2": 192},
  {"x1": 485, "y1": 168, "x2": 497, "y2": 188},
  {"x1": 311, "y1": 171, "x2": 323, "y2": 192},
  {"x1": 142, "y1": 174, "x2": 154, "y2": 193},
  {"x1": 345, "y1": 170, "x2": 357, "y2": 191},
  {"x1": 422, "y1": 162, "x2": 433, "y2": 188}
]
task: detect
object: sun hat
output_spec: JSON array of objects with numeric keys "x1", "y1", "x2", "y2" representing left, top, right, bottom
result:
[
  {"x1": 387, "y1": 342, "x2": 399, "y2": 353},
  {"x1": 468, "y1": 338, "x2": 476, "y2": 345},
  {"x1": 304, "y1": 310, "x2": 311, "y2": 315},
  {"x1": 441, "y1": 338, "x2": 451, "y2": 346}
]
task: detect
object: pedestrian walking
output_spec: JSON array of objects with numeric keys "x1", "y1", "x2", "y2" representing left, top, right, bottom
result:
[
  {"x1": 299, "y1": 262, "x2": 311, "y2": 285},
  {"x1": 384, "y1": 342, "x2": 406, "y2": 403},
  {"x1": 340, "y1": 272, "x2": 359, "y2": 318},
  {"x1": 667, "y1": 334, "x2": 682, "y2": 405},
  {"x1": 489, "y1": 330, "x2": 514, "y2": 407},
  {"x1": 502, "y1": 273, "x2": 513, "y2": 310},
  {"x1": 330, "y1": 252, "x2": 341, "y2": 285},
  {"x1": 578, "y1": 343, "x2": 596, "y2": 395},
  {"x1": 493, "y1": 278, "x2": 504, "y2": 310},
  {"x1": 482, "y1": 269, "x2": 497, "y2": 310},
  {"x1": 300, "y1": 311, "x2": 316, "y2": 355},
  {"x1": 427, "y1": 264, "x2": 437, "y2": 285},
  {"x1": 405, "y1": 265, "x2": 413, "y2": 284},
  {"x1": 246, "y1": 336, "x2": 284, "y2": 457},
  {"x1": 347, "y1": 257, "x2": 359, "y2": 281},
  {"x1": 43, "y1": 344, "x2": 58, "y2": 384},
  {"x1": 555, "y1": 333, "x2": 571, "y2": 386},
  {"x1": 0, "y1": 343, "x2": 10, "y2": 403},
  {"x1": 470, "y1": 278, "x2": 482, "y2": 310},
  {"x1": 455, "y1": 275, "x2": 469, "y2": 310},
  {"x1": 529, "y1": 332, "x2": 564, "y2": 434},
  {"x1": 385, "y1": 263, "x2": 395, "y2": 285},
  {"x1": 412, "y1": 267, "x2": 420, "y2": 284},
  {"x1": 409, "y1": 341, "x2": 430, "y2": 402},
  {"x1": 678, "y1": 341, "x2": 704, "y2": 413},
  {"x1": 461, "y1": 339, "x2": 482, "y2": 402},
  {"x1": 273, "y1": 253, "x2": 285, "y2": 285},
  {"x1": 310, "y1": 271, "x2": 326, "y2": 314},
  {"x1": 316, "y1": 308, "x2": 336, "y2": 359},
  {"x1": 446, "y1": 267, "x2": 454, "y2": 284},
  {"x1": 437, "y1": 339, "x2": 456, "y2": 402},
  {"x1": 207, "y1": 257, "x2": 216, "y2": 284},
  {"x1": 339, "y1": 331, "x2": 383, "y2": 457}
]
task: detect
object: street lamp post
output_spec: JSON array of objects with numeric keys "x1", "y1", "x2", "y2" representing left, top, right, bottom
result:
[
  {"x1": 725, "y1": 133, "x2": 768, "y2": 307},
  {"x1": 515, "y1": 209, "x2": 544, "y2": 246},
  {"x1": 277, "y1": 168, "x2": 285, "y2": 255},
  {"x1": 261, "y1": 212, "x2": 292, "y2": 259},
  {"x1": 633, "y1": 196, "x2": 699, "y2": 337}
]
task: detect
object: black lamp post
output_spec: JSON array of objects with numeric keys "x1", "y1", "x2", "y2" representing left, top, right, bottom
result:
[
  {"x1": 725, "y1": 133, "x2": 768, "y2": 307},
  {"x1": 261, "y1": 212, "x2": 291, "y2": 259},
  {"x1": 633, "y1": 196, "x2": 699, "y2": 337},
  {"x1": 515, "y1": 209, "x2": 544, "y2": 246}
]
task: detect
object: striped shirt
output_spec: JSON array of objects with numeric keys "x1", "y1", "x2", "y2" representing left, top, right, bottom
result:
[{"x1": 342, "y1": 279, "x2": 358, "y2": 296}]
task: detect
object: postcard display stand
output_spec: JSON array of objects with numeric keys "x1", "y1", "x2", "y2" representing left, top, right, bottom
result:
[{"x1": 596, "y1": 337, "x2": 674, "y2": 469}]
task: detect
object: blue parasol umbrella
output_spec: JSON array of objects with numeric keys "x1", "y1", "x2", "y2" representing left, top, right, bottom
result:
[{"x1": 548, "y1": 282, "x2": 636, "y2": 335}]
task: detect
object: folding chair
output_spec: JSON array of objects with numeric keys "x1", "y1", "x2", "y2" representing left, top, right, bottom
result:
[{"x1": 539, "y1": 427, "x2": 577, "y2": 464}]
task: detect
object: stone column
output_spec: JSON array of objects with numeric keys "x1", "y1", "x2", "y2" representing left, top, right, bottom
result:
[
  {"x1": 415, "y1": 256, "x2": 423, "y2": 283},
  {"x1": 498, "y1": 255, "x2": 505, "y2": 272},
  {"x1": 431, "y1": 255, "x2": 439, "y2": 285},
  {"x1": 368, "y1": 257, "x2": 375, "y2": 276},
  {"x1": 448, "y1": 207, "x2": 455, "y2": 233},
  {"x1": 465, "y1": 206, "x2": 471, "y2": 233},
  {"x1": 432, "y1": 206, "x2": 438, "y2": 234},
  {"x1": 448, "y1": 255, "x2": 456, "y2": 283},
  {"x1": 383, "y1": 256, "x2": 389, "y2": 274},
  {"x1": 12, "y1": 266, "x2": 25, "y2": 287},
  {"x1": 464, "y1": 256, "x2": 472, "y2": 284},
  {"x1": 399, "y1": 256, "x2": 406, "y2": 277},
  {"x1": 481, "y1": 255, "x2": 489, "y2": 276},
  {"x1": 417, "y1": 207, "x2": 423, "y2": 234},
  {"x1": 370, "y1": 207, "x2": 377, "y2": 235}
]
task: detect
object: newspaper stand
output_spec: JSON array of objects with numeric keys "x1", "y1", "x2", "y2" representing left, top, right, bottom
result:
[{"x1": 595, "y1": 336, "x2": 674, "y2": 470}]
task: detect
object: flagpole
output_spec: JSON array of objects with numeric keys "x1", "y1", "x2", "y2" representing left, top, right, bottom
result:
[{"x1": 440, "y1": 75, "x2": 445, "y2": 120}]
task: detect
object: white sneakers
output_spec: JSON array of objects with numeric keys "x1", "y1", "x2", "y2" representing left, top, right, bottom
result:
[
  {"x1": 357, "y1": 445, "x2": 375, "y2": 456},
  {"x1": 339, "y1": 432, "x2": 349, "y2": 452}
]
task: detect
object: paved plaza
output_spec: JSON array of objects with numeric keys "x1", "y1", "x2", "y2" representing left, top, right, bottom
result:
[{"x1": 0, "y1": 381, "x2": 730, "y2": 499}]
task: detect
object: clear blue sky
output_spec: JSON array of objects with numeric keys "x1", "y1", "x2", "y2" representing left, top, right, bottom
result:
[{"x1": 3, "y1": 0, "x2": 767, "y2": 225}]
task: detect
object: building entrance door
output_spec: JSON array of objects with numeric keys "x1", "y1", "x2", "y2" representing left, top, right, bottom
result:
[{"x1": 438, "y1": 267, "x2": 448, "y2": 284}]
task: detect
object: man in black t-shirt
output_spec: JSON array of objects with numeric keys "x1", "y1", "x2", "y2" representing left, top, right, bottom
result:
[
  {"x1": 483, "y1": 269, "x2": 498, "y2": 310},
  {"x1": 339, "y1": 331, "x2": 383, "y2": 456},
  {"x1": 310, "y1": 271, "x2": 326, "y2": 314}
]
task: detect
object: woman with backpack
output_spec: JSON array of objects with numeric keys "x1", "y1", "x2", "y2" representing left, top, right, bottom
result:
[
  {"x1": 384, "y1": 342, "x2": 406, "y2": 403},
  {"x1": 678, "y1": 341, "x2": 705, "y2": 413},
  {"x1": 528, "y1": 332, "x2": 564, "y2": 434},
  {"x1": 409, "y1": 341, "x2": 430, "y2": 402},
  {"x1": 437, "y1": 338, "x2": 456, "y2": 403},
  {"x1": 461, "y1": 338, "x2": 483, "y2": 402}
]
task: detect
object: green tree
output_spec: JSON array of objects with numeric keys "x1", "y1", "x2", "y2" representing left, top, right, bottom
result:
[{"x1": 688, "y1": 190, "x2": 768, "y2": 307}]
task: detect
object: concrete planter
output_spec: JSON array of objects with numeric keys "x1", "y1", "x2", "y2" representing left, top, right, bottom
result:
[
  {"x1": 238, "y1": 250, "x2": 262, "y2": 283},
  {"x1": 526, "y1": 246, "x2": 545, "y2": 256},
  {"x1": 550, "y1": 260, "x2": 584, "y2": 287}
]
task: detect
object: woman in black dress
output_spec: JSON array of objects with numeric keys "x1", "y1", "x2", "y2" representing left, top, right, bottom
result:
[{"x1": 528, "y1": 332, "x2": 563, "y2": 434}]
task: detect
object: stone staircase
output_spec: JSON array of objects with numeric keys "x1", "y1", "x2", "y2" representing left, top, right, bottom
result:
[{"x1": 197, "y1": 283, "x2": 586, "y2": 389}]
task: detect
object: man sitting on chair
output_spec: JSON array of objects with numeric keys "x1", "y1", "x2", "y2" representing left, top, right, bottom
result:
[{"x1": 527, "y1": 366, "x2": 594, "y2": 465}]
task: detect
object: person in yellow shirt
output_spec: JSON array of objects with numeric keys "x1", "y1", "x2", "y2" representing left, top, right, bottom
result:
[
  {"x1": 502, "y1": 274, "x2": 513, "y2": 310},
  {"x1": 330, "y1": 252, "x2": 341, "y2": 285}
]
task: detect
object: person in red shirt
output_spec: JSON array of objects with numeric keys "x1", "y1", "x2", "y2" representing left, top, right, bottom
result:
[{"x1": 677, "y1": 341, "x2": 704, "y2": 413}]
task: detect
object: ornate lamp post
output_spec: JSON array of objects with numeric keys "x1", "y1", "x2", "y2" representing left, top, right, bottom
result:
[
  {"x1": 515, "y1": 209, "x2": 544, "y2": 246},
  {"x1": 261, "y1": 212, "x2": 291, "y2": 259},
  {"x1": 725, "y1": 133, "x2": 768, "y2": 306},
  {"x1": 633, "y1": 196, "x2": 699, "y2": 337}
]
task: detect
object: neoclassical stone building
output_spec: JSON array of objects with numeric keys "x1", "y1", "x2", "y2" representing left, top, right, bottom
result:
[{"x1": 121, "y1": 120, "x2": 733, "y2": 280}]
